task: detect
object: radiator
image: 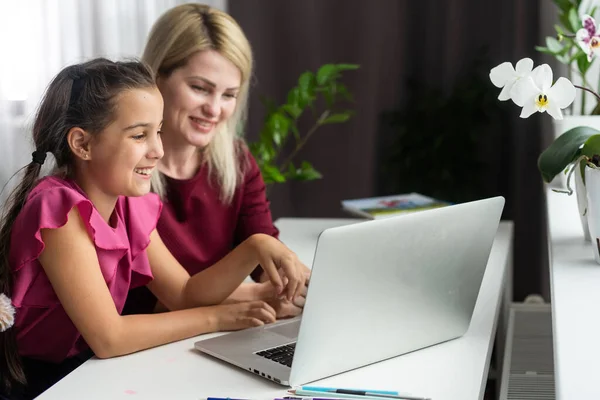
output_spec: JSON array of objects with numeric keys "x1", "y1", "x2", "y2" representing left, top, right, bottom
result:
[{"x1": 498, "y1": 301, "x2": 555, "y2": 400}]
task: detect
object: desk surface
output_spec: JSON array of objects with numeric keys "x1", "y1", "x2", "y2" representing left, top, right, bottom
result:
[
  {"x1": 37, "y1": 218, "x2": 513, "y2": 400},
  {"x1": 546, "y1": 189, "x2": 600, "y2": 399}
]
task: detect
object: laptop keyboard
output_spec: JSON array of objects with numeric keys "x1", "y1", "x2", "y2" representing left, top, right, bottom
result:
[{"x1": 256, "y1": 343, "x2": 296, "y2": 367}]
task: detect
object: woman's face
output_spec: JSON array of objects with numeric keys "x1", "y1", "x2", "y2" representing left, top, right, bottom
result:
[{"x1": 157, "y1": 50, "x2": 242, "y2": 149}]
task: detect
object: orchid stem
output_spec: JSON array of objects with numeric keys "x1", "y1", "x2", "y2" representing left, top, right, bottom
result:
[{"x1": 574, "y1": 84, "x2": 600, "y2": 102}]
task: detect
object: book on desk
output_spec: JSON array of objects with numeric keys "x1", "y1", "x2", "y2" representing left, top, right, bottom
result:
[{"x1": 341, "y1": 192, "x2": 451, "y2": 219}]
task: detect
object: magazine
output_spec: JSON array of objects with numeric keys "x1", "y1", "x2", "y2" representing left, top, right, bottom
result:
[{"x1": 341, "y1": 192, "x2": 451, "y2": 219}]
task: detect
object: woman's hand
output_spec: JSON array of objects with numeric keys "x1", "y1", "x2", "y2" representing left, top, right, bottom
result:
[
  {"x1": 248, "y1": 234, "x2": 309, "y2": 302},
  {"x1": 215, "y1": 301, "x2": 277, "y2": 331},
  {"x1": 252, "y1": 273, "x2": 308, "y2": 318}
]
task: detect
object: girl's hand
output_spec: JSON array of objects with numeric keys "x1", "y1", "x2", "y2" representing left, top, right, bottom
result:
[
  {"x1": 249, "y1": 234, "x2": 308, "y2": 302},
  {"x1": 215, "y1": 301, "x2": 277, "y2": 331}
]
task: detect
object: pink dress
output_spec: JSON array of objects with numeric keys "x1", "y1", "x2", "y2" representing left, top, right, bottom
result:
[{"x1": 9, "y1": 176, "x2": 161, "y2": 362}]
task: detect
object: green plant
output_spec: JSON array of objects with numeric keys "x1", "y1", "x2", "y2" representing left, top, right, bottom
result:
[
  {"x1": 538, "y1": 125, "x2": 600, "y2": 191},
  {"x1": 248, "y1": 63, "x2": 359, "y2": 185},
  {"x1": 535, "y1": 0, "x2": 599, "y2": 114}
]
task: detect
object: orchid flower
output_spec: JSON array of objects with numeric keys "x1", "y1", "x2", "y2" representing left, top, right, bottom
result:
[
  {"x1": 510, "y1": 64, "x2": 575, "y2": 120},
  {"x1": 577, "y1": 15, "x2": 600, "y2": 61},
  {"x1": 489, "y1": 58, "x2": 533, "y2": 101}
]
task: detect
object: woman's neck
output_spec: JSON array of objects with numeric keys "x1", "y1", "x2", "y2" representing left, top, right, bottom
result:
[{"x1": 159, "y1": 132, "x2": 203, "y2": 180}]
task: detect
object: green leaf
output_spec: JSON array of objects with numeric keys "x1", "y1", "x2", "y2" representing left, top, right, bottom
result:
[
  {"x1": 554, "y1": 0, "x2": 572, "y2": 13},
  {"x1": 321, "y1": 111, "x2": 353, "y2": 124},
  {"x1": 581, "y1": 135, "x2": 600, "y2": 158},
  {"x1": 557, "y1": 53, "x2": 570, "y2": 64},
  {"x1": 546, "y1": 36, "x2": 564, "y2": 53},
  {"x1": 316, "y1": 64, "x2": 337, "y2": 85},
  {"x1": 287, "y1": 87, "x2": 300, "y2": 107},
  {"x1": 538, "y1": 126, "x2": 600, "y2": 182},
  {"x1": 281, "y1": 104, "x2": 302, "y2": 119},
  {"x1": 290, "y1": 125, "x2": 300, "y2": 141},
  {"x1": 261, "y1": 164, "x2": 286, "y2": 184},
  {"x1": 336, "y1": 83, "x2": 354, "y2": 102},
  {"x1": 298, "y1": 71, "x2": 315, "y2": 100},
  {"x1": 535, "y1": 46, "x2": 555, "y2": 55},
  {"x1": 334, "y1": 63, "x2": 360, "y2": 71},
  {"x1": 286, "y1": 162, "x2": 297, "y2": 179},
  {"x1": 559, "y1": 13, "x2": 574, "y2": 33},
  {"x1": 577, "y1": 51, "x2": 591, "y2": 75},
  {"x1": 555, "y1": 24, "x2": 565, "y2": 35},
  {"x1": 568, "y1": 7, "x2": 580, "y2": 32},
  {"x1": 295, "y1": 161, "x2": 323, "y2": 181},
  {"x1": 266, "y1": 112, "x2": 290, "y2": 146}
]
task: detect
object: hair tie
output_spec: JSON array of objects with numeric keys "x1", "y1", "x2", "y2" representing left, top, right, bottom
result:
[
  {"x1": 32, "y1": 150, "x2": 47, "y2": 165},
  {"x1": 0, "y1": 293, "x2": 15, "y2": 332},
  {"x1": 69, "y1": 66, "x2": 86, "y2": 108}
]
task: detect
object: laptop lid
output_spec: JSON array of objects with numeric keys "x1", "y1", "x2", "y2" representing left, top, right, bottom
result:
[{"x1": 288, "y1": 196, "x2": 504, "y2": 385}]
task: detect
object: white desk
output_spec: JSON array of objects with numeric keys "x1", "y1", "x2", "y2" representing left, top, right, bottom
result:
[
  {"x1": 546, "y1": 189, "x2": 600, "y2": 399},
  {"x1": 37, "y1": 218, "x2": 513, "y2": 400}
]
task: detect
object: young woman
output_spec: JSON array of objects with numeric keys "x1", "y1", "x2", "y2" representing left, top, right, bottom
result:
[
  {"x1": 0, "y1": 58, "x2": 306, "y2": 399},
  {"x1": 123, "y1": 3, "x2": 310, "y2": 319}
]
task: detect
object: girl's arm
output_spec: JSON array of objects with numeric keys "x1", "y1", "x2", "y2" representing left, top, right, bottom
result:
[{"x1": 39, "y1": 207, "x2": 276, "y2": 359}]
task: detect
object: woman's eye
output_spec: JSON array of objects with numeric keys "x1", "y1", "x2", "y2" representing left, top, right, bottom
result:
[
  {"x1": 191, "y1": 85, "x2": 209, "y2": 93},
  {"x1": 223, "y1": 93, "x2": 238, "y2": 99},
  {"x1": 132, "y1": 133, "x2": 146, "y2": 140}
]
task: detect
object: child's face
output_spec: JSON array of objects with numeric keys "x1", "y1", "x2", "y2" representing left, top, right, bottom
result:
[
  {"x1": 86, "y1": 87, "x2": 164, "y2": 197},
  {"x1": 157, "y1": 49, "x2": 241, "y2": 149}
]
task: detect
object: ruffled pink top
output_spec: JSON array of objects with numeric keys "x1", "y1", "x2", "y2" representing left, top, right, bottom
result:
[{"x1": 9, "y1": 176, "x2": 161, "y2": 362}]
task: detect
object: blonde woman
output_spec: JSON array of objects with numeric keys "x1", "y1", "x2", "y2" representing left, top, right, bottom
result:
[{"x1": 123, "y1": 4, "x2": 310, "y2": 318}]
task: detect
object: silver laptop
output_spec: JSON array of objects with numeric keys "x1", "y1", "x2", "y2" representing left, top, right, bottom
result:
[{"x1": 194, "y1": 196, "x2": 504, "y2": 386}]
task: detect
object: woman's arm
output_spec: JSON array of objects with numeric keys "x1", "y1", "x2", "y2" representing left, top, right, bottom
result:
[
  {"x1": 146, "y1": 230, "x2": 307, "y2": 310},
  {"x1": 39, "y1": 207, "x2": 276, "y2": 359}
]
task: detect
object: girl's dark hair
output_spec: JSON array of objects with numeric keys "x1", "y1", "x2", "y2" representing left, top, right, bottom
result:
[{"x1": 0, "y1": 58, "x2": 155, "y2": 390}]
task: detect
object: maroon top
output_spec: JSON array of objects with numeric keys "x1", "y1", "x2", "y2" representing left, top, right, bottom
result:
[{"x1": 123, "y1": 149, "x2": 279, "y2": 314}]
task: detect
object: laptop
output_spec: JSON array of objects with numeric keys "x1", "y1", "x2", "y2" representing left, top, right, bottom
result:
[{"x1": 194, "y1": 196, "x2": 505, "y2": 386}]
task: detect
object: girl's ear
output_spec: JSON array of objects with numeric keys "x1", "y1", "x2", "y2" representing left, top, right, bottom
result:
[{"x1": 67, "y1": 127, "x2": 93, "y2": 161}]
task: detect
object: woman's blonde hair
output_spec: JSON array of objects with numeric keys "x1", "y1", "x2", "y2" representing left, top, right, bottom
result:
[{"x1": 143, "y1": 3, "x2": 253, "y2": 203}]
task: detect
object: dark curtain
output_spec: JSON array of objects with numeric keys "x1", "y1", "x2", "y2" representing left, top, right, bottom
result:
[{"x1": 229, "y1": 0, "x2": 554, "y2": 301}]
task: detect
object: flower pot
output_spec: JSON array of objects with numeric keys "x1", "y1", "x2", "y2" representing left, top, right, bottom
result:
[
  {"x1": 585, "y1": 165, "x2": 600, "y2": 263},
  {"x1": 574, "y1": 165, "x2": 592, "y2": 241},
  {"x1": 553, "y1": 116, "x2": 600, "y2": 241}
]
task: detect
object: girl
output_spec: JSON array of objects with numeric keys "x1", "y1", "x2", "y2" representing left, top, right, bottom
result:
[
  {"x1": 0, "y1": 58, "x2": 306, "y2": 399},
  {"x1": 124, "y1": 3, "x2": 310, "y2": 318}
]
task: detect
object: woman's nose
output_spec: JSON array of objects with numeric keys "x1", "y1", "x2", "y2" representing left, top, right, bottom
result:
[{"x1": 202, "y1": 96, "x2": 220, "y2": 118}]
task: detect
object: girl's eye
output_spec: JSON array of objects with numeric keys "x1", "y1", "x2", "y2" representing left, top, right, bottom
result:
[
  {"x1": 132, "y1": 133, "x2": 146, "y2": 140},
  {"x1": 223, "y1": 93, "x2": 238, "y2": 99}
]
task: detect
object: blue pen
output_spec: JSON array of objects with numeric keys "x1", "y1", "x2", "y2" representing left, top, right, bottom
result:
[
  {"x1": 207, "y1": 397, "x2": 253, "y2": 400},
  {"x1": 301, "y1": 387, "x2": 399, "y2": 396}
]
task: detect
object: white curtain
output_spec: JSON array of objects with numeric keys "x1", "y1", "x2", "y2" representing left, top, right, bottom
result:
[{"x1": 0, "y1": 0, "x2": 226, "y2": 201}]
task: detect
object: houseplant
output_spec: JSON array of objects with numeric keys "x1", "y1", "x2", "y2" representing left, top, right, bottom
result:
[
  {"x1": 490, "y1": 56, "x2": 600, "y2": 250},
  {"x1": 536, "y1": 0, "x2": 598, "y2": 115},
  {"x1": 248, "y1": 63, "x2": 359, "y2": 185}
]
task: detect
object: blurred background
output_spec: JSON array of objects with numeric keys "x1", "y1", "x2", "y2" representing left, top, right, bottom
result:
[{"x1": 0, "y1": 0, "x2": 558, "y2": 302}]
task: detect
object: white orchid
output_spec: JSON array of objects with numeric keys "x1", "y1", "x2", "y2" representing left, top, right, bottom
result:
[
  {"x1": 489, "y1": 60, "x2": 576, "y2": 120},
  {"x1": 510, "y1": 64, "x2": 575, "y2": 120},
  {"x1": 489, "y1": 58, "x2": 533, "y2": 101},
  {"x1": 577, "y1": 14, "x2": 600, "y2": 61}
]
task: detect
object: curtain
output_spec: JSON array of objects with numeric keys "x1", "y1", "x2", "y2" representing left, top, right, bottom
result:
[
  {"x1": 0, "y1": 0, "x2": 226, "y2": 201},
  {"x1": 230, "y1": 0, "x2": 556, "y2": 301}
]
